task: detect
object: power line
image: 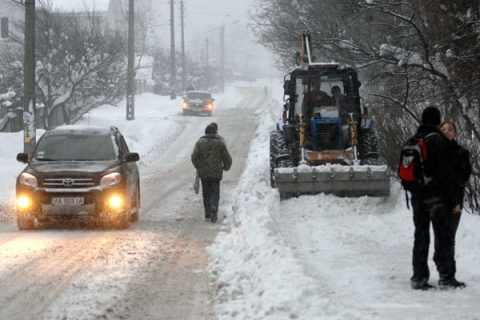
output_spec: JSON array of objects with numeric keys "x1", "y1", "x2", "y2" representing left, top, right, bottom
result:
[{"x1": 187, "y1": 10, "x2": 246, "y2": 18}]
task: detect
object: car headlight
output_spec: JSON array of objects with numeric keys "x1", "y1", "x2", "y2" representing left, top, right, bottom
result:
[
  {"x1": 108, "y1": 195, "x2": 123, "y2": 208},
  {"x1": 182, "y1": 102, "x2": 189, "y2": 109},
  {"x1": 100, "y1": 172, "x2": 121, "y2": 187},
  {"x1": 19, "y1": 173, "x2": 38, "y2": 188},
  {"x1": 17, "y1": 196, "x2": 30, "y2": 208},
  {"x1": 207, "y1": 103, "x2": 213, "y2": 110}
]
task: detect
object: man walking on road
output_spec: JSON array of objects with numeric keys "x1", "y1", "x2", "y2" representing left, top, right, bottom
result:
[{"x1": 191, "y1": 124, "x2": 232, "y2": 223}]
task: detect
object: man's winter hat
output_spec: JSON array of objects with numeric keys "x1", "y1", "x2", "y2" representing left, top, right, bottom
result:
[
  {"x1": 205, "y1": 124, "x2": 216, "y2": 134},
  {"x1": 210, "y1": 122, "x2": 218, "y2": 132},
  {"x1": 421, "y1": 106, "x2": 441, "y2": 126}
]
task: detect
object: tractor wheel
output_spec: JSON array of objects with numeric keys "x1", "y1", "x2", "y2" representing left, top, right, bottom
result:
[
  {"x1": 270, "y1": 130, "x2": 292, "y2": 188},
  {"x1": 358, "y1": 126, "x2": 381, "y2": 165}
]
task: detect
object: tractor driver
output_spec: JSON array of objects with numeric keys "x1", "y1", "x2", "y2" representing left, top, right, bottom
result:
[
  {"x1": 332, "y1": 85, "x2": 356, "y2": 123},
  {"x1": 301, "y1": 82, "x2": 333, "y2": 119}
]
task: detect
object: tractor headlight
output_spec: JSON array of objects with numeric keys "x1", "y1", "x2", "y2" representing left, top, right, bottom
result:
[
  {"x1": 19, "y1": 173, "x2": 37, "y2": 188},
  {"x1": 100, "y1": 172, "x2": 121, "y2": 187},
  {"x1": 17, "y1": 196, "x2": 30, "y2": 208}
]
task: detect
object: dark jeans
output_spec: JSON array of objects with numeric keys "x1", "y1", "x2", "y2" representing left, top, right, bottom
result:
[
  {"x1": 201, "y1": 178, "x2": 220, "y2": 218},
  {"x1": 411, "y1": 194, "x2": 462, "y2": 283}
]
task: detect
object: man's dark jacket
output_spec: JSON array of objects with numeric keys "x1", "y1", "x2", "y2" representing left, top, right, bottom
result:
[
  {"x1": 414, "y1": 124, "x2": 451, "y2": 199},
  {"x1": 191, "y1": 134, "x2": 232, "y2": 180}
]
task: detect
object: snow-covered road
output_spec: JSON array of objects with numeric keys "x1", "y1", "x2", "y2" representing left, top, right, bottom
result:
[
  {"x1": 0, "y1": 84, "x2": 271, "y2": 320},
  {"x1": 1, "y1": 79, "x2": 480, "y2": 320}
]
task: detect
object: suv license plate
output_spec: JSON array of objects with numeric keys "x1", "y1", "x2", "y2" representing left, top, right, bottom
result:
[{"x1": 52, "y1": 197, "x2": 84, "y2": 205}]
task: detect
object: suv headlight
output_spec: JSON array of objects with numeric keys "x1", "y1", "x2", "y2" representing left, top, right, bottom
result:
[
  {"x1": 19, "y1": 173, "x2": 38, "y2": 188},
  {"x1": 100, "y1": 172, "x2": 121, "y2": 187}
]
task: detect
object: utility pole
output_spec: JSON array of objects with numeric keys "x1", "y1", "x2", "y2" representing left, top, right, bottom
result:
[
  {"x1": 126, "y1": 0, "x2": 135, "y2": 120},
  {"x1": 205, "y1": 36, "x2": 209, "y2": 64},
  {"x1": 220, "y1": 24, "x2": 225, "y2": 93},
  {"x1": 24, "y1": 0, "x2": 36, "y2": 156},
  {"x1": 180, "y1": 0, "x2": 186, "y2": 92},
  {"x1": 169, "y1": 0, "x2": 176, "y2": 99}
]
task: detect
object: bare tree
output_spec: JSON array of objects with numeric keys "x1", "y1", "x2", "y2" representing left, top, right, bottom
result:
[
  {"x1": 251, "y1": 0, "x2": 480, "y2": 209},
  {"x1": 0, "y1": 1, "x2": 127, "y2": 128}
]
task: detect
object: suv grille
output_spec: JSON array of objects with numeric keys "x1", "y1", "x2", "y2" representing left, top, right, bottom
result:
[
  {"x1": 43, "y1": 178, "x2": 95, "y2": 188},
  {"x1": 190, "y1": 102, "x2": 205, "y2": 109}
]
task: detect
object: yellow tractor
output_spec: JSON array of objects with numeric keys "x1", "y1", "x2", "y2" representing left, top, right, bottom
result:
[{"x1": 270, "y1": 32, "x2": 390, "y2": 198}]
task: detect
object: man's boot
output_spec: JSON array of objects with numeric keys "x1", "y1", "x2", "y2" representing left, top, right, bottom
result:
[
  {"x1": 439, "y1": 277, "x2": 466, "y2": 290},
  {"x1": 211, "y1": 208, "x2": 218, "y2": 223},
  {"x1": 411, "y1": 278, "x2": 436, "y2": 291}
]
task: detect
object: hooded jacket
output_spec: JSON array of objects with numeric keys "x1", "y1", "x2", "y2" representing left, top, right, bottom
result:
[{"x1": 191, "y1": 134, "x2": 232, "y2": 180}]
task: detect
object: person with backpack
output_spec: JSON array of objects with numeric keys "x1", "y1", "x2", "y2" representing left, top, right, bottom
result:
[
  {"x1": 191, "y1": 124, "x2": 232, "y2": 223},
  {"x1": 399, "y1": 106, "x2": 464, "y2": 290}
]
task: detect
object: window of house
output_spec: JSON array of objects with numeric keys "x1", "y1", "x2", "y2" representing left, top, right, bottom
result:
[{"x1": 1, "y1": 17, "x2": 9, "y2": 38}]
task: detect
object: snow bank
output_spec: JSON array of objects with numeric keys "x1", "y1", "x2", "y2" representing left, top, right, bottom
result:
[
  {"x1": 207, "y1": 81, "x2": 480, "y2": 319},
  {"x1": 207, "y1": 99, "x2": 322, "y2": 319}
]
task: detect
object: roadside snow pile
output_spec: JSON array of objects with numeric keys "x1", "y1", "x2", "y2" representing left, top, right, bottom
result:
[
  {"x1": 0, "y1": 130, "x2": 45, "y2": 220},
  {"x1": 207, "y1": 100, "x2": 332, "y2": 319},
  {"x1": 207, "y1": 92, "x2": 480, "y2": 319}
]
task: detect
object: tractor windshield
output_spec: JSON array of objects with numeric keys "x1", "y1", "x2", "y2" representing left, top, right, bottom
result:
[{"x1": 294, "y1": 72, "x2": 356, "y2": 120}]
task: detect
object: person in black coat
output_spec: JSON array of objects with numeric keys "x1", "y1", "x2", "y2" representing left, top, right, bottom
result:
[
  {"x1": 409, "y1": 107, "x2": 464, "y2": 290},
  {"x1": 431, "y1": 121, "x2": 472, "y2": 288},
  {"x1": 439, "y1": 121, "x2": 471, "y2": 212}
]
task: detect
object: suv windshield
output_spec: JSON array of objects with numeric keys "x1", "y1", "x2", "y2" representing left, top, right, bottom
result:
[
  {"x1": 187, "y1": 92, "x2": 211, "y2": 100},
  {"x1": 34, "y1": 135, "x2": 117, "y2": 161}
]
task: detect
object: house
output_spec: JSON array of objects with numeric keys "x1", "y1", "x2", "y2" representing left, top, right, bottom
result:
[
  {"x1": 0, "y1": 0, "x2": 24, "y2": 43},
  {"x1": 106, "y1": 0, "x2": 155, "y2": 94},
  {"x1": 106, "y1": 0, "x2": 153, "y2": 35}
]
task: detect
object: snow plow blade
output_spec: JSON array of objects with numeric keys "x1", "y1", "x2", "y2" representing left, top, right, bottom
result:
[{"x1": 274, "y1": 165, "x2": 390, "y2": 198}]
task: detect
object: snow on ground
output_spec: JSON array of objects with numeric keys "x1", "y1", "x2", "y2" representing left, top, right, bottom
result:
[
  {"x1": 1, "y1": 79, "x2": 480, "y2": 319},
  {"x1": 0, "y1": 84, "x2": 244, "y2": 219},
  {"x1": 0, "y1": 81, "x2": 256, "y2": 319},
  {"x1": 207, "y1": 81, "x2": 480, "y2": 319}
]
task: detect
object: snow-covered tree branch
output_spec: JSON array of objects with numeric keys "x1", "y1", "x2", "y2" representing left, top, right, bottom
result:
[
  {"x1": 0, "y1": 1, "x2": 127, "y2": 128},
  {"x1": 251, "y1": 0, "x2": 480, "y2": 210}
]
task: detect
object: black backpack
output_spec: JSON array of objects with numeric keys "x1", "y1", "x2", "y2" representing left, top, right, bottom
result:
[{"x1": 398, "y1": 133, "x2": 437, "y2": 192}]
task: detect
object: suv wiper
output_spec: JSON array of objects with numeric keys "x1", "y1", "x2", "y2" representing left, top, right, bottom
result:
[{"x1": 35, "y1": 158, "x2": 57, "y2": 161}]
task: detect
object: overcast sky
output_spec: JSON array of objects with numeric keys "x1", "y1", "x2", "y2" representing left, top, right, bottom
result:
[{"x1": 51, "y1": 0, "x2": 279, "y2": 76}]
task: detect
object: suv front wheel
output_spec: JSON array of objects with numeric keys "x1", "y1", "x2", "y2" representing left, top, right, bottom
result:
[
  {"x1": 112, "y1": 211, "x2": 129, "y2": 229},
  {"x1": 17, "y1": 214, "x2": 34, "y2": 230}
]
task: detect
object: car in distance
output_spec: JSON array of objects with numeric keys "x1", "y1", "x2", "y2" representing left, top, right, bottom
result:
[
  {"x1": 182, "y1": 91, "x2": 214, "y2": 116},
  {"x1": 15, "y1": 125, "x2": 140, "y2": 230}
]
